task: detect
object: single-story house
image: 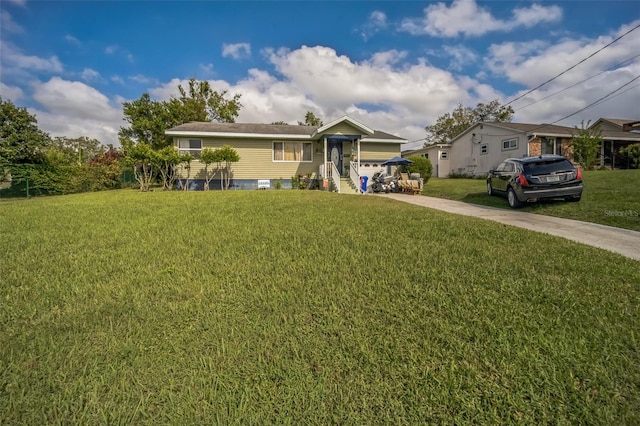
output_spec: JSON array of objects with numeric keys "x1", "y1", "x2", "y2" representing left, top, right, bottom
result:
[
  {"x1": 419, "y1": 122, "x2": 577, "y2": 178},
  {"x1": 165, "y1": 116, "x2": 407, "y2": 191},
  {"x1": 404, "y1": 117, "x2": 640, "y2": 178},
  {"x1": 401, "y1": 144, "x2": 450, "y2": 178},
  {"x1": 588, "y1": 118, "x2": 640, "y2": 168}
]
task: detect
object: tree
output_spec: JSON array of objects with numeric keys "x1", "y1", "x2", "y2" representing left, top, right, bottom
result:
[
  {"x1": 570, "y1": 120, "x2": 602, "y2": 170},
  {"x1": 424, "y1": 100, "x2": 514, "y2": 146},
  {"x1": 215, "y1": 145, "x2": 240, "y2": 190},
  {"x1": 167, "y1": 78, "x2": 243, "y2": 124},
  {"x1": 119, "y1": 94, "x2": 172, "y2": 150},
  {"x1": 0, "y1": 97, "x2": 51, "y2": 171},
  {"x1": 155, "y1": 146, "x2": 182, "y2": 190},
  {"x1": 271, "y1": 121, "x2": 289, "y2": 125},
  {"x1": 119, "y1": 80, "x2": 243, "y2": 191},
  {"x1": 48, "y1": 136, "x2": 105, "y2": 165},
  {"x1": 124, "y1": 142, "x2": 156, "y2": 191},
  {"x1": 175, "y1": 154, "x2": 194, "y2": 191},
  {"x1": 200, "y1": 148, "x2": 220, "y2": 190},
  {"x1": 298, "y1": 111, "x2": 323, "y2": 127}
]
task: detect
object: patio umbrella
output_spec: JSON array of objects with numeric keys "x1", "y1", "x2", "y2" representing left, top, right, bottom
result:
[{"x1": 381, "y1": 156, "x2": 413, "y2": 166}]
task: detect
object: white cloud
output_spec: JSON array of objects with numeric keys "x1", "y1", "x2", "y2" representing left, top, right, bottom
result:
[
  {"x1": 486, "y1": 21, "x2": 640, "y2": 125},
  {"x1": 111, "y1": 75, "x2": 124, "y2": 84},
  {"x1": 151, "y1": 45, "x2": 483, "y2": 143},
  {"x1": 128, "y1": 74, "x2": 157, "y2": 85},
  {"x1": 30, "y1": 77, "x2": 123, "y2": 145},
  {"x1": 65, "y1": 34, "x2": 81, "y2": 46},
  {"x1": 443, "y1": 45, "x2": 478, "y2": 71},
  {"x1": 5, "y1": 0, "x2": 27, "y2": 7},
  {"x1": 360, "y1": 10, "x2": 388, "y2": 41},
  {"x1": 80, "y1": 68, "x2": 100, "y2": 82},
  {"x1": 105, "y1": 45, "x2": 117, "y2": 54},
  {"x1": 0, "y1": 82, "x2": 24, "y2": 101},
  {"x1": 200, "y1": 63, "x2": 214, "y2": 76},
  {"x1": 222, "y1": 43, "x2": 251, "y2": 60},
  {"x1": 1, "y1": 43, "x2": 63, "y2": 73},
  {"x1": 1, "y1": 11, "x2": 23, "y2": 33},
  {"x1": 512, "y1": 4, "x2": 562, "y2": 29},
  {"x1": 400, "y1": 0, "x2": 562, "y2": 37}
]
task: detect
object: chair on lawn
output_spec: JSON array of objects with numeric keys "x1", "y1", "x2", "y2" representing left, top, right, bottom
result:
[
  {"x1": 409, "y1": 179, "x2": 423, "y2": 195},
  {"x1": 398, "y1": 173, "x2": 411, "y2": 192}
]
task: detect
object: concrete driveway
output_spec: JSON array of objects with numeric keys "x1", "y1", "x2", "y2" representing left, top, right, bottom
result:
[{"x1": 377, "y1": 193, "x2": 640, "y2": 262}]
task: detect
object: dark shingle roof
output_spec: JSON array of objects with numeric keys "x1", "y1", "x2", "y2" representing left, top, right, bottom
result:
[
  {"x1": 167, "y1": 122, "x2": 316, "y2": 135},
  {"x1": 490, "y1": 122, "x2": 575, "y2": 136},
  {"x1": 166, "y1": 121, "x2": 406, "y2": 141}
]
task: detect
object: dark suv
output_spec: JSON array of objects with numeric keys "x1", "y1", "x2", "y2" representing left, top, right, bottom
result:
[{"x1": 487, "y1": 155, "x2": 583, "y2": 208}]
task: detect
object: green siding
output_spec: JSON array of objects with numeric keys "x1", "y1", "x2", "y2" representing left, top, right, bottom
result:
[
  {"x1": 360, "y1": 142, "x2": 400, "y2": 160},
  {"x1": 175, "y1": 138, "x2": 322, "y2": 180},
  {"x1": 174, "y1": 138, "x2": 401, "y2": 180},
  {"x1": 322, "y1": 122, "x2": 362, "y2": 136}
]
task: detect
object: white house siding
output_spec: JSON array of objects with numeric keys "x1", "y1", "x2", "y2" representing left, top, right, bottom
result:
[{"x1": 449, "y1": 124, "x2": 528, "y2": 177}]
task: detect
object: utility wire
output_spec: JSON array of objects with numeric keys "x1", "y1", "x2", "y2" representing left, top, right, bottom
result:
[
  {"x1": 505, "y1": 23, "x2": 640, "y2": 107},
  {"x1": 549, "y1": 75, "x2": 640, "y2": 125},
  {"x1": 515, "y1": 54, "x2": 640, "y2": 112}
]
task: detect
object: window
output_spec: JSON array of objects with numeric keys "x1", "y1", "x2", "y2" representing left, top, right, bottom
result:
[
  {"x1": 542, "y1": 138, "x2": 555, "y2": 155},
  {"x1": 502, "y1": 138, "x2": 518, "y2": 151},
  {"x1": 441, "y1": 151, "x2": 448, "y2": 159},
  {"x1": 480, "y1": 144, "x2": 488, "y2": 155},
  {"x1": 179, "y1": 139, "x2": 202, "y2": 158},
  {"x1": 504, "y1": 162, "x2": 515, "y2": 172},
  {"x1": 273, "y1": 142, "x2": 312, "y2": 162},
  {"x1": 424, "y1": 153, "x2": 429, "y2": 159}
]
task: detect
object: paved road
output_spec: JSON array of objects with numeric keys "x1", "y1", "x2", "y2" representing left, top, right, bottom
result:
[{"x1": 377, "y1": 193, "x2": 640, "y2": 262}]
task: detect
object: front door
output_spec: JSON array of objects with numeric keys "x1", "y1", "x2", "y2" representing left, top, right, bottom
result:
[{"x1": 328, "y1": 141, "x2": 342, "y2": 176}]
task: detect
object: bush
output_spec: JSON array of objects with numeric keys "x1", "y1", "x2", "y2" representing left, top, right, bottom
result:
[
  {"x1": 619, "y1": 143, "x2": 640, "y2": 169},
  {"x1": 405, "y1": 156, "x2": 433, "y2": 183}
]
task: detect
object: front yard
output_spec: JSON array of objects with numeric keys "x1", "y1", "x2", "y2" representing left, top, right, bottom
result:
[
  {"x1": 422, "y1": 170, "x2": 640, "y2": 231},
  {"x1": 1, "y1": 190, "x2": 638, "y2": 424}
]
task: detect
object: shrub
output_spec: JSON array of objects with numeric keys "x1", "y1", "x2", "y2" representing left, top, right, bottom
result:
[
  {"x1": 619, "y1": 143, "x2": 640, "y2": 169},
  {"x1": 405, "y1": 156, "x2": 433, "y2": 183}
]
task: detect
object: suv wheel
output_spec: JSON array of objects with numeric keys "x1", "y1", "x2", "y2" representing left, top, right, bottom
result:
[
  {"x1": 507, "y1": 187, "x2": 523, "y2": 208},
  {"x1": 487, "y1": 181, "x2": 493, "y2": 196},
  {"x1": 565, "y1": 195, "x2": 581, "y2": 202}
]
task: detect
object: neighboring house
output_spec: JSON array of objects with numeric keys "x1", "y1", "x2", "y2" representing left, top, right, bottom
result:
[
  {"x1": 445, "y1": 122, "x2": 575, "y2": 177},
  {"x1": 588, "y1": 118, "x2": 640, "y2": 168},
  {"x1": 402, "y1": 144, "x2": 450, "y2": 178},
  {"x1": 165, "y1": 116, "x2": 406, "y2": 191}
]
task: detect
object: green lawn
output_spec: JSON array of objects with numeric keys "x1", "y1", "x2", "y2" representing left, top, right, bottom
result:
[
  {"x1": 1, "y1": 190, "x2": 639, "y2": 424},
  {"x1": 423, "y1": 170, "x2": 640, "y2": 231}
]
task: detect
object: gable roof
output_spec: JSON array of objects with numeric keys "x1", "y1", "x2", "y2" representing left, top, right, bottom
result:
[
  {"x1": 313, "y1": 115, "x2": 374, "y2": 136},
  {"x1": 485, "y1": 122, "x2": 575, "y2": 137},
  {"x1": 448, "y1": 121, "x2": 575, "y2": 144},
  {"x1": 166, "y1": 116, "x2": 406, "y2": 143},
  {"x1": 590, "y1": 118, "x2": 640, "y2": 130}
]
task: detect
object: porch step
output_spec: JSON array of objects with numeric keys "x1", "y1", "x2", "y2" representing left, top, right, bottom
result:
[{"x1": 340, "y1": 177, "x2": 360, "y2": 194}]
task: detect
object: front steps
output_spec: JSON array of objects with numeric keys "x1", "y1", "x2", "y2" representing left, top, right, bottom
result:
[{"x1": 340, "y1": 177, "x2": 361, "y2": 194}]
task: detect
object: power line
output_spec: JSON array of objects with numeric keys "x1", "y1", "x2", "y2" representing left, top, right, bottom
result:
[
  {"x1": 515, "y1": 54, "x2": 640, "y2": 112},
  {"x1": 505, "y1": 22, "x2": 640, "y2": 107},
  {"x1": 550, "y1": 75, "x2": 640, "y2": 125}
]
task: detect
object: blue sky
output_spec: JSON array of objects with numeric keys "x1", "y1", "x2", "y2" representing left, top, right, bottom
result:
[{"x1": 1, "y1": 0, "x2": 639, "y2": 148}]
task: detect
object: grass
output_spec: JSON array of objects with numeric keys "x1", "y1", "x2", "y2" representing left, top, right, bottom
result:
[
  {"x1": 1, "y1": 190, "x2": 639, "y2": 424},
  {"x1": 422, "y1": 170, "x2": 640, "y2": 231}
]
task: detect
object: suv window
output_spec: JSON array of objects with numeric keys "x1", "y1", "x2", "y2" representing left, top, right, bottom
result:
[
  {"x1": 503, "y1": 162, "x2": 515, "y2": 172},
  {"x1": 524, "y1": 159, "x2": 574, "y2": 175}
]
